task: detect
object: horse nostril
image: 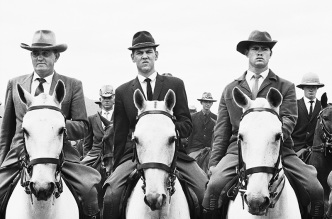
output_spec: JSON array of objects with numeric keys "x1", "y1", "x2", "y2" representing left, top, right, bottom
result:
[
  {"x1": 244, "y1": 194, "x2": 249, "y2": 205},
  {"x1": 161, "y1": 194, "x2": 167, "y2": 206}
]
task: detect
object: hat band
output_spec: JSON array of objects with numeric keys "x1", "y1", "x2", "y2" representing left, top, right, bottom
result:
[
  {"x1": 132, "y1": 42, "x2": 156, "y2": 47},
  {"x1": 32, "y1": 43, "x2": 54, "y2": 47}
]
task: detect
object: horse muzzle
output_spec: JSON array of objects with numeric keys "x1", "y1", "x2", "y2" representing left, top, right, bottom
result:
[
  {"x1": 144, "y1": 193, "x2": 167, "y2": 211},
  {"x1": 30, "y1": 181, "x2": 55, "y2": 201},
  {"x1": 244, "y1": 194, "x2": 270, "y2": 215}
]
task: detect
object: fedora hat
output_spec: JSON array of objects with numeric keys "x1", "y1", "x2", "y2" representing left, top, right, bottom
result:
[
  {"x1": 297, "y1": 72, "x2": 324, "y2": 89},
  {"x1": 99, "y1": 85, "x2": 114, "y2": 97},
  {"x1": 128, "y1": 31, "x2": 159, "y2": 50},
  {"x1": 197, "y1": 92, "x2": 217, "y2": 102},
  {"x1": 20, "y1": 30, "x2": 67, "y2": 52},
  {"x1": 237, "y1": 30, "x2": 277, "y2": 55}
]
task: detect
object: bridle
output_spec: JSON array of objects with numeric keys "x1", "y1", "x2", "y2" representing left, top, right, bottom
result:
[
  {"x1": 132, "y1": 110, "x2": 179, "y2": 205},
  {"x1": 236, "y1": 108, "x2": 284, "y2": 212},
  {"x1": 20, "y1": 105, "x2": 66, "y2": 202}
]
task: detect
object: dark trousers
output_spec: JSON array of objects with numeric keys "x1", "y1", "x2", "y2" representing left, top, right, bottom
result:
[
  {"x1": 202, "y1": 146, "x2": 324, "y2": 217},
  {"x1": 0, "y1": 142, "x2": 101, "y2": 217},
  {"x1": 102, "y1": 158, "x2": 208, "y2": 219}
]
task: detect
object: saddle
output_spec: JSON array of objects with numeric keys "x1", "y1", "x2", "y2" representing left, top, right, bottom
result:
[{"x1": 119, "y1": 168, "x2": 200, "y2": 219}]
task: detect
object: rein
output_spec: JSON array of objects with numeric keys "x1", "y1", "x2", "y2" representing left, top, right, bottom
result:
[
  {"x1": 236, "y1": 107, "x2": 283, "y2": 212},
  {"x1": 132, "y1": 110, "x2": 179, "y2": 203},
  {"x1": 20, "y1": 105, "x2": 66, "y2": 200}
]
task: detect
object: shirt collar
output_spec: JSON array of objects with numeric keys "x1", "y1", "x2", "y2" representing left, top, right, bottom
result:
[
  {"x1": 32, "y1": 72, "x2": 54, "y2": 84},
  {"x1": 247, "y1": 69, "x2": 269, "y2": 80},
  {"x1": 304, "y1": 96, "x2": 316, "y2": 104},
  {"x1": 137, "y1": 72, "x2": 157, "y2": 83}
]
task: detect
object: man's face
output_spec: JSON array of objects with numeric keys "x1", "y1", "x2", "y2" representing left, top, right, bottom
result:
[
  {"x1": 31, "y1": 50, "x2": 58, "y2": 77},
  {"x1": 247, "y1": 44, "x2": 271, "y2": 70},
  {"x1": 303, "y1": 86, "x2": 318, "y2": 100},
  {"x1": 101, "y1": 95, "x2": 115, "y2": 111},
  {"x1": 201, "y1": 101, "x2": 213, "y2": 111},
  {"x1": 131, "y1": 47, "x2": 158, "y2": 75}
]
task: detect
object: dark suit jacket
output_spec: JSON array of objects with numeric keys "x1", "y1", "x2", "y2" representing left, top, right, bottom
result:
[
  {"x1": 209, "y1": 70, "x2": 298, "y2": 168},
  {"x1": 0, "y1": 72, "x2": 88, "y2": 166},
  {"x1": 292, "y1": 98, "x2": 321, "y2": 152},
  {"x1": 186, "y1": 111, "x2": 217, "y2": 154},
  {"x1": 83, "y1": 112, "x2": 113, "y2": 157},
  {"x1": 113, "y1": 73, "x2": 192, "y2": 168}
]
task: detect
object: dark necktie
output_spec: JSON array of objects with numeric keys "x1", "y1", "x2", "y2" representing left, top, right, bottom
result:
[
  {"x1": 251, "y1": 74, "x2": 262, "y2": 100},
  {"x1": 34, "y1": 78, "x2": 46, "y2": 96},
  {"x1": 144, "y1": 78, "x2": 153, "y2": 101},
  {"x1": 309, "y1": 100, "x2": 314, "y2": 117},
  {"x1": 204, "y1": 113, "x2": 209, "y2": 123}
]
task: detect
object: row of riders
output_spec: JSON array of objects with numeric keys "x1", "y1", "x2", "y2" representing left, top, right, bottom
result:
[{"x1": 0, "y1": 29, "x2": 331, "y2": 219}]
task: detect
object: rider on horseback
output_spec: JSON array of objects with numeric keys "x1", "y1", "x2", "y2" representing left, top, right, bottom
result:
[{"x1": 202, "y1": 30, "x2": 325, "y2": 219}]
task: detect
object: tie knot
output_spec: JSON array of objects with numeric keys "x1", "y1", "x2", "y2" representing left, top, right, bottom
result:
[
  {"x1": 253, "y1": 74, "x2": 262, "y2": 80},
  {"x1": 36, "y1": 78, "x2": 46, "y2": 84},
  {"x1": 144, "y1": 78, "x2": 151, "y2": 83},
  {"x1": 309, "y1": 100, "x2": 314, "y2": 104}
]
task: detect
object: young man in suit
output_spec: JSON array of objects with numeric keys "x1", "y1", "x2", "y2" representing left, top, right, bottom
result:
[
  {"x1": 0, "y1": 30, "x2": 101, "y2": 218},
  {"x1": 292, "y1": 72, "x2": 324, "y2": 158},
  {"x1": 186, "y1": 92, "x2": 217, "y2": 157},
  {"x1": 202, "y1": 30, "x2": 324, "y2": 219},
  {"x1": 102, "y1": 31, "x2": 208, "y2": 219},
  {"x1": 81, "y1": 85, "x2": 115, "y2": 166}
]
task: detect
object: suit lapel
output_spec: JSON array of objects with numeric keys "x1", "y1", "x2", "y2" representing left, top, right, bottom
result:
[
  {"x1": 236, "y1": 72, "x2": 251, "y2": 96},
  {"x1": 153, "y1": 74, "x2": 164, "y2": 100},
  {"x1": 311, "y1": 99, "x2": 321, "y2": 121},
  {"x1": 96, "y1": 113, "x2": 104, "y2": 133},
  {"x1": 131, "y1": 77, "x2": 144, "y2": 99},
  {"x1": 50, "y1": 72, "x2": 60, "y2": 95},
  {"x1": 21, "y1": 73, "x2": 34, "y2": 93},
  {"x1": 298, "y1": 98, "x2": 310, "y2": 120},
  {"x1": 258, "y1": 70, "x2": 275, "y2": 94}
]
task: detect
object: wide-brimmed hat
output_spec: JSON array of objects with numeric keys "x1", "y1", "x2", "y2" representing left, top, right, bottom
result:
[
  {"x1": 128, "y1": 31, "x2": 159, "y2": 50},
  {"x1": 20, "y1": 30, "x2": 67, "y2": 52},
  {"x1": 237, "y1": 30, "x2": 277, "y2": 55},
  {"x1": 197, "y1": 92, "x2": 217, "y2": 102},
  {"x1": 297, "y1": 72, "x2": 324, "y2": 89},
  {"x1": 94, "y1": 85, "x2": 115, "y2": 104}
]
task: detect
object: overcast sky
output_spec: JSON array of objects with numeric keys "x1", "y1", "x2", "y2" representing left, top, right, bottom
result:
[{"x1": 0, "y1": 0, "x2": 331, "y2": 114}]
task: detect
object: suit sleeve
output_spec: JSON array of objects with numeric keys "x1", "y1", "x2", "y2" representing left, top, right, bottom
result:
[
  {"x1": 0, "y1": 80, "x2": 16, "y2": 165},
  {"x1": 83, "y1": 116, "x2": 93, "y2": 157},
  {"x1": 209, "y1": 90, "x2": 232, "y2": 168},
  {"x1": 280, "y1": 83, "x2": 298, "y2": 141},
  {"x1": 173, "y1": 79, "x2": 192, "y2": 138},
  {"x1": 65, "y1": 80, "x2": 89, "y2": 140},
  {"x1": 113, "y1": 87, "x2": 130, "y2": 168}
]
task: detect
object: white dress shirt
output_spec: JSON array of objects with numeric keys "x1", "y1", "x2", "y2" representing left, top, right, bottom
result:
[
  {"x1": 303, "y1": 96, "x2": 316, "y2": 114},
  {"x1": 137, "y1": 72, "x2": 157, "y2": 99},
  {"x1": 246, "y1": 69, "x2": 269, "y2": 92},
  {"x1": 31, "y1": 72, "x2": 54, "y2": 95}
]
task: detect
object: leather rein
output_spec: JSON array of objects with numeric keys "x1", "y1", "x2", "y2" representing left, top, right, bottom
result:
[
  {"x1": 20, "y1": 105, "x2": 66, "y2": 201},
  {"x1": 132, "y1": 110, "x2": 179, "y2": 204},
  {"x1": 236, "y1": 108, "x2": 284, "y2": 211}
]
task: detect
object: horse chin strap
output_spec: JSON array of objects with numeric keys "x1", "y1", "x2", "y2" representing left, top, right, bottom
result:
[
  {"x1": 133, "y1": 110, "x2": 179, "y2": 203},
  {"x1": 236, "y1": 108, "x2": 284, "y2": 214},
  {"x1": 20, "y1": 105, "x2": 66, "y2": 202}
]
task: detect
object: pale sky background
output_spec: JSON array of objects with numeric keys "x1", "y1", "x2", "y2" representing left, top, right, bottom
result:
[{"x1": 0, "y1": 0, "x2": 331, "y2": 115}]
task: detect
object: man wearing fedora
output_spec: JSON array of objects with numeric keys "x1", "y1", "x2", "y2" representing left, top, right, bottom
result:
[
  {"x1": 102, "y1": 31, "x2": 208, "y2": 219},
  {"x1": 0, "y1": 30, "x2": 101, "y2": 218},
  {"x1": 292, "y1": 72, "x2": 324, "y2": 160},
  {"x1": 202, "y1": 30, "x2": 324, "y2": 219},
  {"x1": 81, "y1": 85, "x2": 115, "y2": 166},
  {"x1": 186, "y1": 92, "x2": 217, "y2": 158}
]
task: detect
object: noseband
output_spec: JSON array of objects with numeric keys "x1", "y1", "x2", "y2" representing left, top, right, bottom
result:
[
  {"x1": 133, "y1": 110, "x2": 179, "y2": 201},
  {"x1": 236, "y1": 108, "x2": 284, "y2": 211},
  {"x1": 20, "y1": 105, "x2": 66, "y2": 200}
]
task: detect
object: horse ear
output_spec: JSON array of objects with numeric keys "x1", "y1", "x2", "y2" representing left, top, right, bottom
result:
[
  {"x1": 53, "y1": 80, "x2": 66, "y2": 105},
  {"x1": 17, "y1": 83, "x2": 33, "y2": 107},
  {"x1": 233, "y1": 87, "x2": 251, "y2": 110},
  {"x1": 266, "y1": 87, "x2": 283, "y2": 108},
  {"x1": 134, "y1": 89, "x2": 146, "y2": 111},
  {"x1": 321, "y1": 92, "x2": 328, "y2": 108},
  {"x1": 164, "y1": 89, "x2": 176, "y2": 111}
]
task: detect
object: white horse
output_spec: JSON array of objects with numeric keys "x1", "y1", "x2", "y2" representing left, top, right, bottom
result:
[
  {"x1": 227, "y1": 87, "x2": 301, "y2": 219},
  {"x1": 6, "y1": 80, "x2": 79, "y2": 219},
  {"x1": 126, "y1": 89, "x2": 190, "y2": 219}
]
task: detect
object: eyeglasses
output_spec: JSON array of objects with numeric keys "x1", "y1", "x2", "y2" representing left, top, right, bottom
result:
[{"x1": 31, "y1": 50, "x2": 53, "y2": 58}]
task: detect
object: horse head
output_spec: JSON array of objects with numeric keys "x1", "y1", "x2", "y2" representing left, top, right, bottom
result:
[
  {"x1": 233, "y1": 87, "x2": 283, "y2": 215},
  {"x1": 133, "y1": 89, "x2": 177, "y2": 211},
  {"x1": 18, "y1": 80, "x2": 66, "y2": 201}
]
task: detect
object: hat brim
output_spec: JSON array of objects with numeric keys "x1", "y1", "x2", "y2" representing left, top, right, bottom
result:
[
  {"x1": 197, "y1": 99, "x2": 217, "y2": 102},
  {"x1": 20, "y1": 43, "x2": 67, "y2": 53},
  {"x1": 94, "y1": 101, "x2": 101, "y2": 104},
  {"x1": 128, "y1": 43, "x2": 159, "y2": 50},
  {"x1": 296, "y1": 83, "x2": 325, "y2": 89},
  {"x1": 236, "y1": 40, "x2": 277, "y2": 55}
]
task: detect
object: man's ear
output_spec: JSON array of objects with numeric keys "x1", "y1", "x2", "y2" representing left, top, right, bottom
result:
[
  {"x1": 131, "y1": 53, "x2": 135, "y2": 63},
  {"x1": 155, "y1": 50, "x2": 159, "y2": 60},
  {"x1": 55, "y1": 53, "x2": 60, "y2": 62}
]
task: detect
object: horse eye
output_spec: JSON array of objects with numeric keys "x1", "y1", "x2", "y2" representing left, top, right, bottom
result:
[
  {"x1": 323, "y1": 116, "x2": 329, "y2": 121},
  {"x1": 133, "y1": 136, "x2": 139, "y2": 144},
  {"x1": 168, "y1": 136, "x2": 176, "y2": 145},
  {"x1": 275, "y1": 133, "x2": 282, "y2": 141},
  {"x1": 238, "y1": 134, "x2": 243, "y2": 141},
  {"x1": 22, "y1": 128, "x2": 29, "y2": 137}
]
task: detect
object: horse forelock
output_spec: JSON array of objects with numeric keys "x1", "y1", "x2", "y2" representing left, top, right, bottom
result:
[{"x1": 29, "y1": 93, "x2": 60, "y2": 108}]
